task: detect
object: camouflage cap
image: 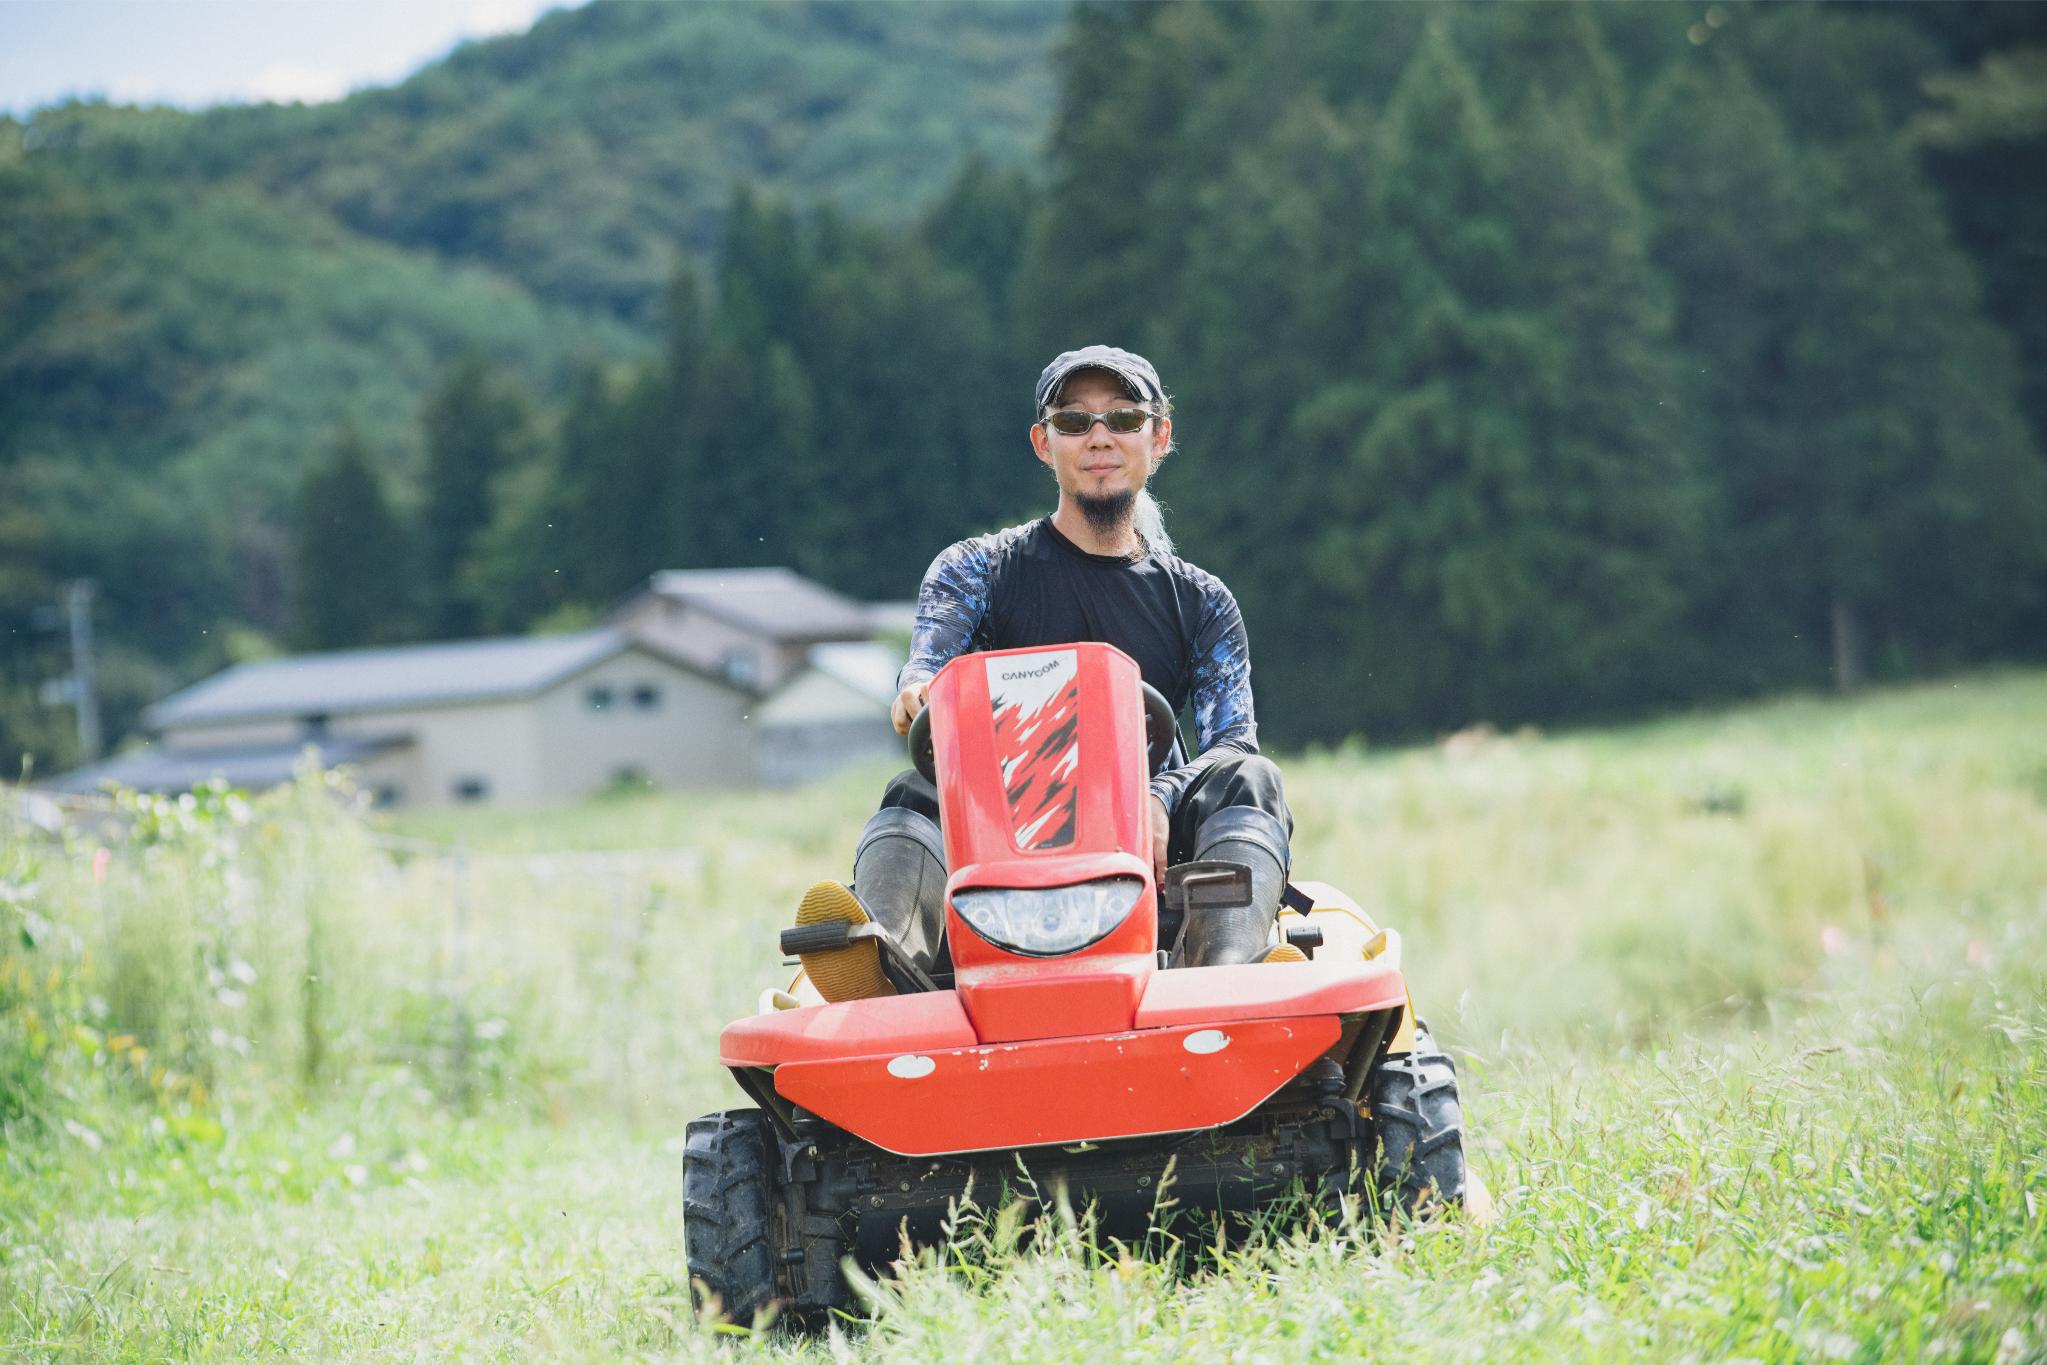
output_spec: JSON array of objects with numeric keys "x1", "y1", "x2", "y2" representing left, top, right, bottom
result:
[{"x1": 1035, "y1": 345, "x2": 1165, "y2": 411}]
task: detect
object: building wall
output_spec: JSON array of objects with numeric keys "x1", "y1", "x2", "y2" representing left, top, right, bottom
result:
[
  {"x1": 152, "y1": 651, "x2": 760, "y2": 807},
  {"x1": 530, "y1": 650, "x2": 755, "y2": 793},
  {"x1": 754, "y1": 666, "x2": 899, "y2": 786},
  {"x1": 160, "y1": 702, "x2": 541, "y2": 807},
  {"x1": 755, "y1": 719, "x2": 900, "y2": 787}
]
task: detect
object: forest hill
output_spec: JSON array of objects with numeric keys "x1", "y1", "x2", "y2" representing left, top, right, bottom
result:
[{"x1": 5, "y1": 1, "x2": 2043, "y2": 763}]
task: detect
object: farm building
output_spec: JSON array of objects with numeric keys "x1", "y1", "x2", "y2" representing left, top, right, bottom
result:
[
  {"x1": 50, "y1": 569, "x2": 906, "y2": 807},
  {"x1": 614, "y1": 567, "x2": 883, "y2": 692}
]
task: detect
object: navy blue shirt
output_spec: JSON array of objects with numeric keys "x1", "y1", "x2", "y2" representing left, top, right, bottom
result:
[{"x1": 899, "y1": 518, "x2": 1259, "y2": 815}]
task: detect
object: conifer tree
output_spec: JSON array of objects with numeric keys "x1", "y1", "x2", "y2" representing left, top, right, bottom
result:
[
  {"x1": 1489, "y1": 92, "x2": 1703, "y2": 711},
  {"x1": 420, "y1": 351, "x2": 534, "y2": 637},
  {"x1": 1306, "y1": 26, "x2": 1699, "y2": 735},
  {"x1": 1915, "y1": 41, "x2": 2047, "y2": 461},
  {"x1": 1915, "y1": 47, "x2": 2047, "y2": 654},
  {"x1": 1634, "y1": 57, "x2": 1815, "y2": 690},
  {"x1": 456, "y1": 444, "x2": 571, "y2": 635},
  {"x1": 1020, "y1": 0, "x2": 1240, "y2": 358},
  {"x1": 916, "y1": 167, "x2": 1037, "y2": 533},
  {"x1": 1474, "y1": 1, "x2": 1627, "y2": 137},
  {"x1": 641, "y1": 264, "x2": 712, "y2": 580},
  {"x1": 289, "y1": 426, "x2": 416, "y2": 650},
  {"x1": 1785, "y1": 128, "x2": 2047, "y2": 684},
  {"x1": 1158, "y1": 95, "x2": 1395, "y2": 735},
  {"x1": 799, "y1": 225, "x2": 989, "y2": 594},
  {"x1": 921, "y1": 154, "x2": 1033, "y2": 338},
  {"x1": 1639, "y1": 50, "x2": 2047, "y2": 690},
  {"x1": 658, "y1": 192, "x2": 816, "y2": 573},
  {"x1": 718, "y1": 188, "x2": 811, "y2": 353},
  {"x1": 552, "y1": 362, "x2": 652, "y2": 601}
]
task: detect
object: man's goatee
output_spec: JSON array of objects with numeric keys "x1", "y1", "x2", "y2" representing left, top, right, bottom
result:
[{"x1": 1075, "y1": 488, "x2": 1137, "y2": 538}]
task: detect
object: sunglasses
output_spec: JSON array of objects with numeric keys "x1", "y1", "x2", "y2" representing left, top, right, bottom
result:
[{"x1": 1042, "y1": 406, "x2": 1156, "y2": 436}]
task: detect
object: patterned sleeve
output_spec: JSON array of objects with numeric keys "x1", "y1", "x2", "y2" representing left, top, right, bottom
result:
[
  {"x1": 1148, "y1": 579, "x2": 1258, "y2": 816},
  {"x1": 897, "y1": 536, "x2": 995, "y2": 691}
]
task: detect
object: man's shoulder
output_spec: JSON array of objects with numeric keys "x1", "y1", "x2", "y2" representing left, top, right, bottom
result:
[
  {"x1": 928, "y1": 519, "x2": 1047, "y2": 573},
  {"x1": 1145, "y1": 543, "x2": 1237, "y2": 608}
]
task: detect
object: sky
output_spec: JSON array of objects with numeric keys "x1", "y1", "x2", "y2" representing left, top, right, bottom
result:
[{"x1": 0, "y1": 0, "x2": 588, "y2": 117}]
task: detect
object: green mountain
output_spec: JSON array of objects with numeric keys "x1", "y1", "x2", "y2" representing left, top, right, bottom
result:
[
  {"x1": 0, "y1": 1, "x2": 1062, "y2": 766},
  {"x1": 22, "y1": 0, "x2": 1061, "y2": 326}
]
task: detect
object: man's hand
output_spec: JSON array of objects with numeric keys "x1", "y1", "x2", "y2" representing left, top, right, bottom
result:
[
  {"x1": 891, "y1": 679, "x2": 931, "y2": 736},
  {"x1": 1149, "y1": 794, "x2": 1170, "y2": 882}
]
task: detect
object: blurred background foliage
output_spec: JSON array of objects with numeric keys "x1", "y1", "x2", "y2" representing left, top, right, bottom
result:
[{"x1": 2, "y1": 0, "x2": 2045, "y2": 766}]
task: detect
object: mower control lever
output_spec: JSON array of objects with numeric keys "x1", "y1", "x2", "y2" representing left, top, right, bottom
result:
[{"x1": 1283, "y1": 924, "x2": 1324, "y2": 958}]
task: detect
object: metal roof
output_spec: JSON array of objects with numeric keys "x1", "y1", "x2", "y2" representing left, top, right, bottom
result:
[
  {"x1": 144, "y1": 628, "x2": 698, "y2": 730},
  {"x1": 46, "y1": 734, "x2": 411, "y2": 795},
  {"x1": 640, "y1": 568, "x2": 873, "y2": 643}
]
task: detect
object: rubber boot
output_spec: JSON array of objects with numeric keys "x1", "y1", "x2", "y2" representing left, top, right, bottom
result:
[
  {"x1": 1174, "y1": 806, "x2": 1289, "y2": 968},
  {"x1": 850, "y1": 807, "x2": 948, "y2": 977}
]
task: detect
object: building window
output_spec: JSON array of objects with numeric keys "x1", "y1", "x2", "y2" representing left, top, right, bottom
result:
[
  {"x1": 632, "y1": 683, "x2": 662, "y2": 710},
  {"x1": 722, "y1": 649, "x2": 759, "y2": 688},
  {"x1": 452, "y1": 776, "x2": 490, "y2": 802},
  {"x1": 586, "y1": 684, "x2": 614, "y2": 711}
]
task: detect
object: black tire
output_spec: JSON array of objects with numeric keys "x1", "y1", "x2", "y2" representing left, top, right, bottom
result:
[
  {"x1": 682, "y1": 1108, "x2": 781, "y2": 1324},
  {"x1": 1366, "y1": 1029, "x2": 1467, "y2": 1216}
]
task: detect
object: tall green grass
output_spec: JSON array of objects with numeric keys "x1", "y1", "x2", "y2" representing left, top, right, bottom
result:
[{"x1": 2, "y1": 671, "x2": 2044, "y2": 1360}]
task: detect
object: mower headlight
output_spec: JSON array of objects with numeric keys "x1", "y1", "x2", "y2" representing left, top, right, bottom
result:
[{"x1": 952, "y1": 876, "x2": 1144, "y2": 957}]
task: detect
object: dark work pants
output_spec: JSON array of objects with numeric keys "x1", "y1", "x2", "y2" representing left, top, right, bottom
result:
[{"x1": 875, "y1": 751, "x2": 1293, "y2": 870}]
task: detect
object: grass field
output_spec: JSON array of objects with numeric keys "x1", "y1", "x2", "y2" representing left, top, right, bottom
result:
[{"x1": 3, "y1": 672, "x2": 2044, "y2": 1361}]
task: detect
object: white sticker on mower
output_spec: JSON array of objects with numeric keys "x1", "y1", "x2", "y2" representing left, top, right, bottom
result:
[
  {"x1": 887, "y1": 1054, "x2": 937, "y2": 1079},
  {"x1": 988, "y1": 649, "x2": 1081, "y2": 852},
  {"x1": 1183, "y1": 1030, "x2": 1231, "y2": 1055}
]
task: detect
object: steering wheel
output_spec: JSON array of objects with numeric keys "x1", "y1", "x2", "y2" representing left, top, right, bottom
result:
[{"x1": 910, "y1": 679, "x2": 1180, "y2": 784}]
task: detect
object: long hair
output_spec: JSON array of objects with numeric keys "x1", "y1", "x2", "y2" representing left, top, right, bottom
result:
[
  {"x1": 1134, "y1": 488, "x2": 1173, "y2": 556},
  {"x1": 1134, "y1": 384, "x2": 1175, "y2": 555}
]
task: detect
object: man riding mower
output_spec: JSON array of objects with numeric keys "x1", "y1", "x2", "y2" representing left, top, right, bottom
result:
[
  {"x1": 681, "y1": 348, "x2": 1469, "y2": 1325},
  {"x1": 682, "y1": 644, "x2": 1469, "y2": 1323}
]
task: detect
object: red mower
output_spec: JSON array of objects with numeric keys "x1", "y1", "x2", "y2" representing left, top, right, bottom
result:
[{"x1": 683, "y1": 642, "x2": 1467, "y2": 1325}]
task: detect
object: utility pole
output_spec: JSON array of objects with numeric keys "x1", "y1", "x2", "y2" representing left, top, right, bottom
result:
[{"x1": 64, "y1": 579, "x2": 102, "y2": 763}]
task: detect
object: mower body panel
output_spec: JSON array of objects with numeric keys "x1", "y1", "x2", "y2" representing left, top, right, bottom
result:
[
  {"x1": 722, "y1": 955, "x2": 1408, "y2": 1155},
  {"x1": 1131, "y1": 957, "x2": 1406, "y2": 1027},
  {"x1": 719, "y1": 988, "x2": 976, "y2": 1067},
  {"x1": 774, "y1": 1015, "x2": 1341, "y2": 1157},
  {"x1": 723, "y1": 956, "x2": 1407, "y2": 1067},
  {"x1": 715, "y1": 642, "x2": 1412, "y2": 1157},
  {"x1": 955, "y1": 950, "x2": 1153, "y2": 1042}
]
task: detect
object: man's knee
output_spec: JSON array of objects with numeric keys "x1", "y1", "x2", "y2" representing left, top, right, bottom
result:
[
  {"x1": 1197, "y1": 752, "x2": 1288, "y2": 810},
  {"x1": 1226, "y1": 752, "x2": 1285, "y2": 795},
  {"x1": 1172, "y1": 752, "x2": 1291, "y2": 862},
  {"x1": 878, "y1": 768, "x2": 942, "y2": 824}
]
